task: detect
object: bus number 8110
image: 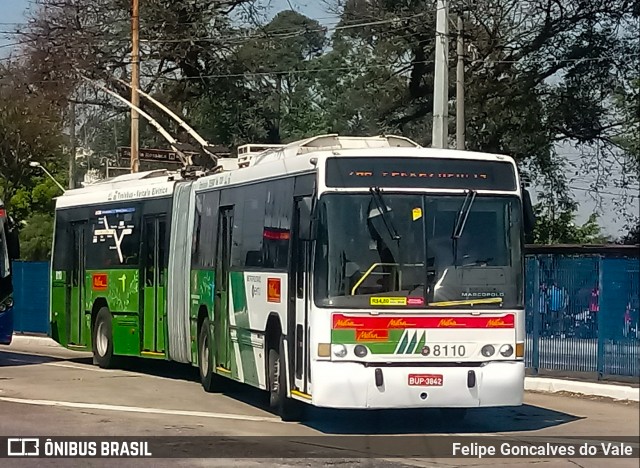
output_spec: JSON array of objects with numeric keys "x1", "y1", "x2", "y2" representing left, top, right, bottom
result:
[{"x1": 424, "y1": 344, "x2": 466, "y2": 357}]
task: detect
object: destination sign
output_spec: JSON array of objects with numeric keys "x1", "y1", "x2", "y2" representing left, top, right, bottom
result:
[
  {"x1": 325, "y1": 157, "x2": 517, "y2": 190},
  {"x1": 117, "y1": 147, "x2": 197, "y2": 163}
]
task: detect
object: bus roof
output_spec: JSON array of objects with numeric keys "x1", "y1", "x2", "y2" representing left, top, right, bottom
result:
[
  {"x1": 56, "y1": 134, "x2": 520, "y2": 208},
  {"x1": 55, "y1": 169, "x2": 182, "y2": 209}
]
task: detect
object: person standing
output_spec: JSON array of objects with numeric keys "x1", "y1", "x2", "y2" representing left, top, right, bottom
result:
[{"x1": 548, "y1": 281, "x2": 568, "y2": 337}]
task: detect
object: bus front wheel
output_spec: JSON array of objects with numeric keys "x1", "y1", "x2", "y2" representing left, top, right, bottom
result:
[
  {"x1": 268, "y1": 339, "x2": 305, "y2": 422},
  {"x1": 92, "y1": 308, "x2": 115, "y2": 369}
]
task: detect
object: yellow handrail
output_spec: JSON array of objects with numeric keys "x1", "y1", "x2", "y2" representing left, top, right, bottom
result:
[{"x1": 350, "y1": 262, "x2": 400, "y2": 295}]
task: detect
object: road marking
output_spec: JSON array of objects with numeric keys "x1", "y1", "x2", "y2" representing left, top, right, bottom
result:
[
  {"x1": 2, "y1": 355, "x2": 109, "y2": 372},
  {"x1": 43, "y1": 362, "x2": 113, "y2": 372},
  {"x1": 0, "y1": 396, "x2": 283, "y2": 423},
  {"x1": 6, "y1": 358, "x2": 33, "y2": 363}
]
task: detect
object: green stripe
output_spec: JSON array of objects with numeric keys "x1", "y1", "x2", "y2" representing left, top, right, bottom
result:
[
  {"x1": 227, "y1": 273, "x2": 258, "y2": 386},
  {"x1": 405, "y1": 331, "x2": 418, "y2": 354},
  {"x1": 229, "y1": 272, "x2": 250, "y2": 329},
  {"x1": 397, "y1": 331, "x2": 409, "y2": 354},
  {"x1": 414, "y1": 331, "x2": 426, "y2": 354}
]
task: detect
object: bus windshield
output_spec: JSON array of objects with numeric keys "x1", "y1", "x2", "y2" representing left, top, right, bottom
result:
[
  {"x1": 0, "y1": 217, "x2": 10, "y2": 279},
  {"x1": 313, "y1": 193, "x2": 523, "y2": 309}
]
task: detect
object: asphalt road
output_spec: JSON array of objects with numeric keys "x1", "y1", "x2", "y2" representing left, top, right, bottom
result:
[{"x1": 0, "y1": 336, "x2": 638, "y2": 467}]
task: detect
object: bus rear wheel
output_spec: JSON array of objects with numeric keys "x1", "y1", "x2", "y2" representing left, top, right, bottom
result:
[
  {"x1": 268, "y1": 339, "x2": 305, "y2": 422},
  {"x1": 198, "y1": 318, "x2": 217, "y2": 392},
  {"x1": 93, "y1": 307, "x2": 115, "y2": 369}
]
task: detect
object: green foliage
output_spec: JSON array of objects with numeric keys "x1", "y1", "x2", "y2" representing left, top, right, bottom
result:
[
  {"x1": 18, "y1": 213, "x2": 54, "y2": 261},
  {"x1": 621, "y1": 224, "x2": 640, "y2": 245},
  {"x1": 533, "y1": 209, "x2": 609, "y2": 245},
  {"x1": 0, "y1": 62, "x2": 66, "y2": 257}
]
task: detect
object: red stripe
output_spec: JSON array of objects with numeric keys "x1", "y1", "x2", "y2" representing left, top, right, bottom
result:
[
  {"x1": 332, "y1": 314, "x2": 515, "y2": 329},
  {"x1": 263, "y1": 228, "x2": 290, "y2": 240}
]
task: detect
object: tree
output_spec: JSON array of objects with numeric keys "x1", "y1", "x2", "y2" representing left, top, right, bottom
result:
[
  {"x1": 621, "y1": 224, "x2": 640, "y2": 245},
  {"x1": 18, "y1": 213, "x2": 55, "y2": 261},
  {"x1": 0, "y1": 63, "x2": 66, "y2": 221},
  {"x1": 533, "y1": 210, "x2": 610, "y2": 245},
  {"x1": 322, "y1": 0, "x2": 638, "y2": 210}
]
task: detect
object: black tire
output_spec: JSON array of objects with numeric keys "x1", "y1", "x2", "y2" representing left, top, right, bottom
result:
[
  {"x1": 439, "y1": 408, "x2": 468, "y2": 422},
  {"x1": 268, "y1": 338, "x2": 305, "y2": 422},
  {"x1": 92, "y1": 307, "x2": 116, "y2": 369},
  {"x1": 198, "y1": 318, "x2": 217, "y2": 392}
]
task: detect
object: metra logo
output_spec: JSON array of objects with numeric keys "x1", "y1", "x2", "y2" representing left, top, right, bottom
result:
[
  {"x1": 356, "y1": 330, "x2": 388, "y2": 341},
  {"x1": 267, "y1": 278, "x2": 281, "y2": 303},
  {"x1": 92, "y1": 273, "x2": 108, "y2": 291},
  {"x1": 388, "y1": 319, "x2": 415, "y2": 328},
  {"x1": 438, "y1": 318, "x2": 465, "y2": 327},
  {"x1": 486, "y1": 318, "x2": 510, "y2": 328},
  {"x1": 335, "y1": 319, "x2": 363, "y2": 328}
]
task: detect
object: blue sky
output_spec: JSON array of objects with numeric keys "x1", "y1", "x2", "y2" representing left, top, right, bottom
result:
[
  {"x1": 0, "y1": 0, "x2": 31, "y2": 54},
  {"x1": 1, "y1": 0, "x2": 636, "y2": 235}
]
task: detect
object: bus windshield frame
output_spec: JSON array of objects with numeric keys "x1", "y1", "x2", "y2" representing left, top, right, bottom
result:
[
  {"x1": 0, "y1": 215, "x2": 10, "y2": 280},
  {"x1": 313, "y1": 191, "x2": 524, "y2": 310}
]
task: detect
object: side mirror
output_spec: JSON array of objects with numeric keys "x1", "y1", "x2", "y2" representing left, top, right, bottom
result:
[
  {"x1": 522, "y1": 188, "x2": 536, "y2": 241},
  {"x1": 298, "y1": 196, "x2": 316, "y2": 241}
]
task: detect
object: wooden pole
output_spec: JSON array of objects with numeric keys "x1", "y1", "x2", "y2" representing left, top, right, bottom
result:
[{"x1": 130, "y1": 0, "x2": 140, "y2": 173}]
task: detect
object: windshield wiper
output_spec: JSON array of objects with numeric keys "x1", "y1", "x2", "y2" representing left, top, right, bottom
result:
[
  {"x1": 369, "y1": 187, "x2": 401, "y2": 241},
  {"x1": 451, "y1": 189, "x2": 476, "y2": 266},
  {"x1": 452, "y1": 189, "x2": 477, "y2": 240}
]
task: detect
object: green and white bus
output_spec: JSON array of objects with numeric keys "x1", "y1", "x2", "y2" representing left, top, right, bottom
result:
[{"x1": 50, "y1": 134, "x2": 534, "y2": 420}]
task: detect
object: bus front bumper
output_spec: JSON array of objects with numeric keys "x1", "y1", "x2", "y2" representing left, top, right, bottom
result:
[
  {"x1": 0, "y1": 308, "x2": 13, "y2": 345},
  {"x1": 309, "y1": 360, "x2": 524, "y2": 409}
]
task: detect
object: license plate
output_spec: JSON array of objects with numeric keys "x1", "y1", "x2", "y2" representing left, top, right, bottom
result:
[{"x1": 408, "y1": 374, "x2": 443, "y2": 386}]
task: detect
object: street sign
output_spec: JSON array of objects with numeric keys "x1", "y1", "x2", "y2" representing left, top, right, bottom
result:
[{"x1": 117, "y1": 147, "x2": 197, "y2": 163}]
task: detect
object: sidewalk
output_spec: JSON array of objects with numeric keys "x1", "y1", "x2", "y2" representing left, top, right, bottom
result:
[
  {"x1": 8, "y1": 334, "x2": 640, "y2": 402},
  {"x1": 525, "y1": 376, "x2": 639, "y2": 402},
  {"x1": 9, "y1": 333, "x2": 60, "y2": 348}
]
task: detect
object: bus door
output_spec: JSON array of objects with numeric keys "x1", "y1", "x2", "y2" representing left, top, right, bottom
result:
[
  {"x1": 291, "y1": 196, "x2": 313, "y2": 395},
  {"x1": 141, "y1": 215, "x2": 167, "y2": 355},
  {"x1": 214, "y1": 207, "x2": 233, "y2": 372},
  {"x1": 69, "y1": 222, "x2": 86, "y2": 346}
]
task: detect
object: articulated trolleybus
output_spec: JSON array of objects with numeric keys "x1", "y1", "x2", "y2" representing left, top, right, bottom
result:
[
  {"x1": 50, "y1": 134, "x2": 534, "y2": 420},
  {"x1": 1, "y1": 198, "x2": 19, "y2": 345}
]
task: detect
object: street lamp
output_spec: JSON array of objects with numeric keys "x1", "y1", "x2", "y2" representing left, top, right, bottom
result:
[{"x1": 29, "y1": 161, "x2": 66, "y2": 193}]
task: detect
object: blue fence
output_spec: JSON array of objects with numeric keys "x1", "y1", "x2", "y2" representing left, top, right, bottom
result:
[
  {"x1": 10, "y1": 254, "x2": 640, "y2": 377},
  {"x1": 525, "y1": 254, "x2": 640, "y2": 378},
  {"x1": 11, "y1": 261, "x2": 50, "y2": 335}
]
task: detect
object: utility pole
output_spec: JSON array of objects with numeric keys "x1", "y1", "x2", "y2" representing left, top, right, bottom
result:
[
  {"x1": 432, "y1": 0, "x2": 449, "y2": 149},
  {"x1": 456, "y1": 13, "x2": 465, "y2": 150},
  {"x1": 69, "y1": 101, "x2": 76, "y2": 189},
  {"x1": 130, "y1": 0, "x2": 140, "y2": 173}
]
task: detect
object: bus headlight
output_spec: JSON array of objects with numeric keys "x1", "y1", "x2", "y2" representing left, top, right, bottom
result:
[
  {"x1": 5, "y1": 298, "x2": 13, "y2": 308},
  {"x1": 0, "y1": 303, "x2": 5, "y2": 312},
  {"x1": 500, "y1": 344, "x2": 514, "y2": 357},
  {"x1": 332, "y1": 344, "x2": 347, "y2": 358},
  {"x1": 481, "y1": 345, "x2": 495, "y2": 357},
  {"x1": 354, "y1": 345, "x2": 368, "y2": 358}
]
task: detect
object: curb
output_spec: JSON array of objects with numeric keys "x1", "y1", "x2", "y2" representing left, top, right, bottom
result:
[
  {"x1": 9, "y1": 334, "x2": 60, "y2": 347},
  {"x1": 8, "y1": 335, "x2": 640, "y2": 402},
  {"x1": 525, "y1": 376, "x2": 640, "y2": 402}
]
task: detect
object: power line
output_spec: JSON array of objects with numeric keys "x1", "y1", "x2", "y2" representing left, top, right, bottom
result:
[
  {"x1": 140, "y1": 12, "x2": 431, "y2": 44},
  {"x1": 569, "y1": 185, "x2": 640, "y2": 198}
]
